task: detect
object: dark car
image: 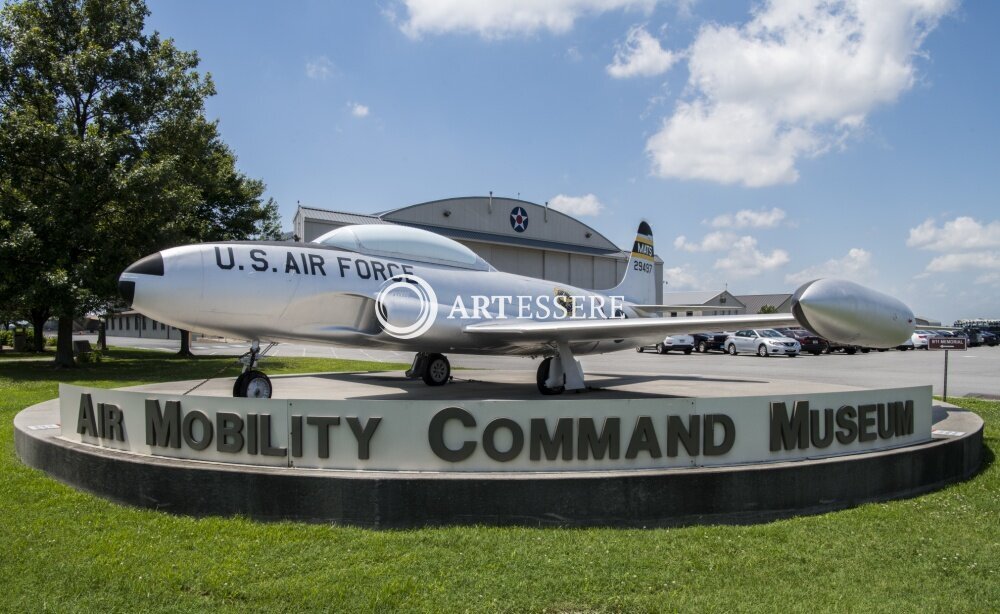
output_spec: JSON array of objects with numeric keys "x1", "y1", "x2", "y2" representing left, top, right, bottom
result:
[
  {"x1": 773, "y1": 327, "x2": 829, "y2": 355},
  {"x1": 962, "y1": 328, "x2": 983, "y2": 347},
  {"x1": 981, "y1": 331, "x2": 998, "y2": 347},
  {"x1": 691, "y1": 332, "x2": 729, "y2": 353},
  {"x1": 827, "y1": 341, "x2": 869, "y2": 355}
]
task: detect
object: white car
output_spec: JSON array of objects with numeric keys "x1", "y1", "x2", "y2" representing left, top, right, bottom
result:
[
  {"x1": 636, "y1": 334, "x2": 695, "y2": 355},
  {"x1": 910, "y1": 330, "x2": 931, "y2": 349},
  {"x1": 726, "y1": 329, "x2": 801, "y2": 357}
]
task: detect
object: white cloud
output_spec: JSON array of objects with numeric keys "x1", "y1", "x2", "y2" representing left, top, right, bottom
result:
[
  {"x1": 305, "y1": 56, "x2": 334, "y2": 80},
  {"x1": 548, "y1": 193, "x2": 604, "y2": 216},
  {"x1": 646, "y1": 0, "x2": 956, "y2": 186},
  {"x1": 908, "y1": 216, "x2": 1000, "y2": 278},
  {"x1": 976, "y1": 272, "x2": 1000, "y2": 286},
  {"x1": 707, "y1": 207, "x2": 786, "y2": 229},
  {"x1": 673, "y1": 231, "x2": 735, "y2": 252},
  {"x1": 395, "y1": 0, "x2": 658, "y2": 39},
  {"x1": 907, "y1": 217, "x2": 1000, "y2": 252},
  {"x1": 348, "y1": 102, "x2": 370, "y2": 118},
  {"x1": 607, "y1": 24, "x2": 678, "y2": 78},
  {"x1": 925, "y1": 252, "x2": 1000, "y2": 273},
  {"x1": 663, "y1": 265, "x2": 701, "y2": 289},
  {"x1": 713, "y1": 236, "x2": 789, "y2": 277},
  {"x1": 785, "y1": 248, "x2": 873, "y2": 285}
]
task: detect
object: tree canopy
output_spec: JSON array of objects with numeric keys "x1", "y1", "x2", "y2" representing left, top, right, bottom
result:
[{"x1": 0, "y1": 0, "x2": 280, "y2": 365}]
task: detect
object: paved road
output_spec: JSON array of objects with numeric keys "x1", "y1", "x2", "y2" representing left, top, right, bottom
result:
[{"x1": 80, "y1": 334, "x2": 1000, "y2": 398}]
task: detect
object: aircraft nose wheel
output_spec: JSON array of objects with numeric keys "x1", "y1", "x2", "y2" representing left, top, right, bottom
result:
[
  {"x1": 236, "y1": 370, "x2": 272, "y2": 398},
  {"x1": 422, "y1": 353, "x2": 451, "y2": 386},
  {"x1": 536, "y1": 357, "x2": 565, "y2": 395}
]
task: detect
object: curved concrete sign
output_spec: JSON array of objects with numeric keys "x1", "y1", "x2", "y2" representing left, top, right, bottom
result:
[{"x1": 59, "y1": 384, "x2": 932, "y2": 472}]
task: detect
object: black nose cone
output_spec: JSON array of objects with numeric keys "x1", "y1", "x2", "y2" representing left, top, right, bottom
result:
[
  {"x1": 118, "y1": 280, "x2": 135, "y2": 307},
  {"x1": 124, "y1": 252, "x2": 164, "y2": 276}
]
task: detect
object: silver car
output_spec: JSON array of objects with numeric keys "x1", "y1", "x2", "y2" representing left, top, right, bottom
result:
[
  {"x1": 726, "y1": 329, "x2": 801, "y2": 357},
  {"x1": 636, "y1": 334, "x2": 695, "y2": 355}
]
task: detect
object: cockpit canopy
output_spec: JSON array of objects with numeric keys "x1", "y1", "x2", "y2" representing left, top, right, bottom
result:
[{"x1": 314, "y1": 224, "x2": 493, "y2": 271}]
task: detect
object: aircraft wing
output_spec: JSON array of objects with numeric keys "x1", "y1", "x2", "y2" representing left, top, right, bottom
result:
[{"x1": 463, "y1": 313, "x2": 799, "y2": 343}]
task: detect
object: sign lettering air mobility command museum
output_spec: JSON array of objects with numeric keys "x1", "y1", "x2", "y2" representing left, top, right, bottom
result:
[{"x1": 59, "y1": 385, "x2": 932, "y2": 472}]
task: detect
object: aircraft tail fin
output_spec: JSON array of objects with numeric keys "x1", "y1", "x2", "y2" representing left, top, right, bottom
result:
[{"x1": 606, "y1": 221, "x2": 656, "y2": 305}]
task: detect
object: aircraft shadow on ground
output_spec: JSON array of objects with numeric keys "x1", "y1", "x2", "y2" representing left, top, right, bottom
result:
[{"x1": 277, "y1": 371, "x2": 770, "y2": 400}]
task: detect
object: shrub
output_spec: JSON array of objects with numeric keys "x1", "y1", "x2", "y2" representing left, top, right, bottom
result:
[{"x1": 77, "y1": 350, "x2": 102, "y2": 364}]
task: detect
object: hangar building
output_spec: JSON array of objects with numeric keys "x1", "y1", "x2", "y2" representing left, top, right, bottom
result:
[
  {"x1": 293, "y1": 196, "x2": 664, "y2": 302},
  {"x1": 661, "y1": 290, "x2": 794, "y2": 316}
]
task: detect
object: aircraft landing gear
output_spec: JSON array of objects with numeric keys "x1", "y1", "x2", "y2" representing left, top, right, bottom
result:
[
  {"x1": 234, "y1": 341, "x2": 276, "y2": 398},
  {"x1": 407, "y1": 352, "x2": 451, "y2": 386},
  {"x1": 536, "y1": 342, "x2": 586, "y2": 395},
  {"x1": 536, "y1": 357, "x2": 565, "y2": 395}
]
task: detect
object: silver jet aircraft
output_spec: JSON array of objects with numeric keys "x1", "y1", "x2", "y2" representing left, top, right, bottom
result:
[{"x1": 118, "y1": 221, "x2": 915, "y2": 397}]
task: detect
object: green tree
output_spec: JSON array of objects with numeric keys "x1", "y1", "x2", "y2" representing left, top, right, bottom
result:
[
  {"x1": 758, "y1": 304, "x2": 778, "y2": 314},
  {"x1": 0, "y1": 0, "x2": 279, "y2": 366}
]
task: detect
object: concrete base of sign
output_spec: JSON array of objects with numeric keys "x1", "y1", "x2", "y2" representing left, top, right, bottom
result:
[{"x1": 14, "y1": 372, "x2": 984, "y2": 527}]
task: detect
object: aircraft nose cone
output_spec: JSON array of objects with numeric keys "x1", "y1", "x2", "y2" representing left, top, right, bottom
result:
[{"x1": 119, "y1": 252, "x2": 164, "y2": 308}]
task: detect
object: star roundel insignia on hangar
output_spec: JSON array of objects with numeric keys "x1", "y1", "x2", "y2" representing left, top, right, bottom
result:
[{"x1": 510, "y1": 206, "x2": 529, "y2": 232}]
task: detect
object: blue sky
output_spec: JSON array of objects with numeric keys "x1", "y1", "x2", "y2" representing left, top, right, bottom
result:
[{"x1": 145, "y1": 0, "x2": 999, "y2": 324}]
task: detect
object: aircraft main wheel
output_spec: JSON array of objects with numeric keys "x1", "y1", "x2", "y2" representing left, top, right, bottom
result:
[
  {"x1": 656, "y1": 343, "x2": 666, "y2": 354},
  {"x1": 422, "y1": 353, "x2": 450, "y2": 386},
  {"x1": 536, "y1": 357, "x2": 565, "y2": 395},
  {"x1": 757, "y1": 344, "x2": 768, "y2": 357},
  {"x1": 728, "y1": 344, "x2": 737, "y2": 356},
  {"x1": 238, "y1": 370, "x2": 272, "y2": 398},
  {"x1": 233, "y1": 371, "x2": 250, "y2": 397}
]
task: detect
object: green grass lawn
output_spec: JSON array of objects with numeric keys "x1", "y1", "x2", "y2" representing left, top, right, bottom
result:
[{"x1": 1, "y1": 349, "x2": 997, "y2": 612}]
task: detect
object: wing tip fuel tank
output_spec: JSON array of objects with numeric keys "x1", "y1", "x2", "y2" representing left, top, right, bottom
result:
[{"x1": 791, "y1": 278, "x2": 914, "y2": 348}]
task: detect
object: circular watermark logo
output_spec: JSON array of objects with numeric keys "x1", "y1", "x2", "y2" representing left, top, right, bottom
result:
[{"x1": 374, "y1": 274, "x2": 439, "y2": 339}]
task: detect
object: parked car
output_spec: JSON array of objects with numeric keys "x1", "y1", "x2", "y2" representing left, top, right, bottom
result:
[
  {"x1": 981, "y1": 331, "x2": 998, "y2": 347},
  {"x1": 636, "y1": 334, "x2": 695, "y2": 354},
  {"x1": 773, "y1": 327, "x2": 829, "y2": 355},
  {"x1": 911, "y1": 330, "x2": 932, "y2": 349},
  {"x1": 691, "y1": 332, "x2": 729, "y2": 353},
  {"x1": 827, "y1": 341, "x2": 867, "y2": 355},
  {"x1": 725, "y1": 329, "x2": 800, "y2": 357},
  {"x1": 962, "y1": 328, "x2": 983, "y2": 347}
]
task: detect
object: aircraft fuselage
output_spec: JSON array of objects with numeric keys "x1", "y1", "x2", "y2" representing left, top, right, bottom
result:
[{"x1": 123, "y1": 241, "x2": 646, "y2": 356}]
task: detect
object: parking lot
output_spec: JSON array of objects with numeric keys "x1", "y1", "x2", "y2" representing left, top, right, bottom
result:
[{"x1": 86, "y1": 334, "x2": 1000, "y2": 399}]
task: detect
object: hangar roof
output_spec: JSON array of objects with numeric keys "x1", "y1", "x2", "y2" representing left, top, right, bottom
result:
[
  {"x1": 295, "y1": 207, "x2": 387, "y2": 226},
  {"x1": 735, "y1": 293, "x2": 793, "y2": 314},
  {"x1": 662, "y1": 290, "x2": 744, "y2": 307}
]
